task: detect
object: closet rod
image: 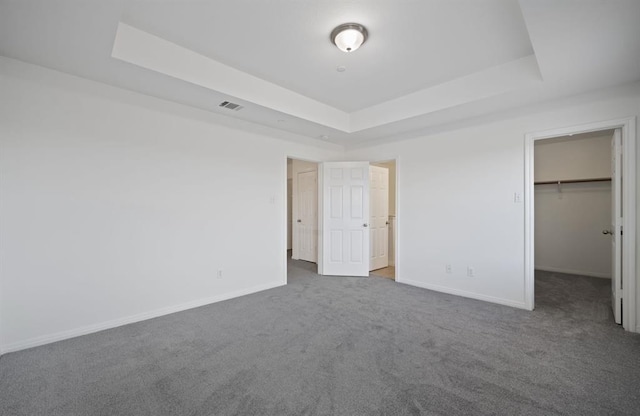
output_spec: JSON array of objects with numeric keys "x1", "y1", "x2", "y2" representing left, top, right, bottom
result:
[{"x1": 534, "y1": 177, "x2": 611, "y2": 185}]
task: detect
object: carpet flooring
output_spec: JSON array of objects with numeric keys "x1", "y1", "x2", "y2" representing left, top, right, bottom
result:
[{"x1": 1, "y1": 264, "x2": 639, "y2": 415}]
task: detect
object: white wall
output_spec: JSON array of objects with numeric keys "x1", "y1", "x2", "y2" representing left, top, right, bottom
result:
[
  {"x1": 534, "y1": 134, "x2": 613, "y2": 278},
  {"x1": 0, "y1": 57, "x2": 342, "y2": 353},
  {"x1": 535, "y1": 134, "x2": 612, "y2": 181},
  {"x1": 2, "y1": 57, "x2": 640, "y2": 353},
  {"x1": 348, "y1": 83, "x2": 640, "y2": 314}
]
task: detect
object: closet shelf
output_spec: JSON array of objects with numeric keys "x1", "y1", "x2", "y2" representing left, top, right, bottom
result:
[{"x1": 534, "y1": 177, "x2": 611, "y2": 185}]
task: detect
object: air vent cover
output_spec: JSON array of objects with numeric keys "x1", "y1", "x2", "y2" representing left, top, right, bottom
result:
[{"x1": 219, "y1": 101, "x2": 243, "y2": 111}]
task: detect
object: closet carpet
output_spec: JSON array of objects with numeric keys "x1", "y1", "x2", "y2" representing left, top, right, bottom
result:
[{"x1": 1, "y1": 263, "x2": 639, "y2": 415}]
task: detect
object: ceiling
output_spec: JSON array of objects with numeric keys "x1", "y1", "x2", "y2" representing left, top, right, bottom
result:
[{"x1": 1, "y1": 0, "x2": 639, "y2": 148}]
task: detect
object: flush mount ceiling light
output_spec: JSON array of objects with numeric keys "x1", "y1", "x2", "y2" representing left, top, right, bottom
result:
[{"x1": 330, "y1": 23, "x2": 368, "y2": 53}]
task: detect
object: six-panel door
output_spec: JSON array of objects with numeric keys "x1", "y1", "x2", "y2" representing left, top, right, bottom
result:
[{"x1": 321, "y1": 162, "x2": 370, "y2": 276}]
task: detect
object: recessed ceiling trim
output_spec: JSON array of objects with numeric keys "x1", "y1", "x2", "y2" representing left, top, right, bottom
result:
[
  {"x1": 350, "y1": 55, "x2": 543, "y2": 132},
  {"x1": 112, "y1": 22, "x2": 542, "y2": 136},
  {"x1": 3, "y1": 1, "x2": 639, "y2": 146},
  {"x1": 111, "y1": 22, "x2": 350, "y2": 132}
]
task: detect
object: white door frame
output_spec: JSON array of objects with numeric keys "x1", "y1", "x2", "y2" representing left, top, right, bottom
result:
[
  {"x1": 283, "y1": 156, "x2": 320, "y2": 284},
  {"x1": 385, "y1": 158, "x2": 400, "y2": 283},
  {"x1": 284, "y1": 156, "x2": 401, "y2": 283},
  {"x1": 524, "y1": 117, "x2": 637, "y2": 332}
]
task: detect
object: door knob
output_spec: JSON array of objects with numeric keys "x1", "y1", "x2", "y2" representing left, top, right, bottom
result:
[
  {"x1": 297, "y1": 219, "x2": 302, "y2": 223},
  {"x1": 602, "y1": 229, "x2": 613, "y2": 235},
  {"x1": 363, "y1": 223, "x2": 368, "y2": 227},
  {"x1": 385, "y1": 221, "x2": 389, "y2": 225}
]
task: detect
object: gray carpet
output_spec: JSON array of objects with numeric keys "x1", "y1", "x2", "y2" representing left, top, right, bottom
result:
[{"x1": 1, "y1": 264, "x2": 639, "y2": 416}]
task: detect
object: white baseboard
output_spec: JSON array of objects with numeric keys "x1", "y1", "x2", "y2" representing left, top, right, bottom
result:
[
  {"x1": 399, "y1": 278, "x2": 527, "y2": 310},
  {"x1": 535, "y1": 266, "x2": 611, "y2": 279},
  {"x1": 0, "y1": 281, "x2": 284, "y2": 355}
]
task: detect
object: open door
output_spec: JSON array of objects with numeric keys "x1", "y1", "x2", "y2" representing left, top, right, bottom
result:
[
  {"x1": 296, "y1": 170, "x2": 317, "y2": 263},
  {"x1": 610, "y1": 128, "x2": 623, "y2": 324},
  {"x1": 320, "y1": 162, "x2": 370, "y2": 276},
  {"x1": 370, "y1": 165, "x2": 389, "y2": 271}
]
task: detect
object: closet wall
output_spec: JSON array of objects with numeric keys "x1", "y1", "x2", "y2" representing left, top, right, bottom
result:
[{"x1": 534, "y1": 131, "x2": 613, "y2": 278}]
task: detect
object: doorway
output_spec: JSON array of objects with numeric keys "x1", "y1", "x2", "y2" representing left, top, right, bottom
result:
[
  {"x1": 288, "y1": 158, "x2": 319, "y2": 268},
  {"x1": 370, "y1": 160, "x2": 397, "y2": 280},
  {"x1": 286, "y1": 157, "x2": 399, "y2": 281},
  {"x1": 524, "y1": 118, "x2": 636, "y2": 332},
  {"x1": 533, "y1": 130, "x2": 616, "y2": 323},
  {"x1": 315, "y1": 160, "x2": 399, "y2": 279}
]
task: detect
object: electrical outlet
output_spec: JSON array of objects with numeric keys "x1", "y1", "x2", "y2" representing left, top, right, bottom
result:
[
  {"x1": 467, "y1": 267, "x2": 475, "y2": 277},
  {"x1": 217, "y1": 269, "x2": 223, "y2": 279},
  {"x1": 445, "y1": 264, "x2": 452, "y2": 274}
]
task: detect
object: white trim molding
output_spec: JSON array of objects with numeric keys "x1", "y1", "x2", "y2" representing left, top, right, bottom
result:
[
  {"x1": 394, "y1": 156, "x2": 401, "y2": 283},
  {"x1": 524, "y1": 117, "x2": 637, "y2": 332},
  {"x1": 400, "y1": 279, "x2": 527, "y2": 310},
  {"x1": 1, "y1": 281, "x2": 284, "y2": 355}
]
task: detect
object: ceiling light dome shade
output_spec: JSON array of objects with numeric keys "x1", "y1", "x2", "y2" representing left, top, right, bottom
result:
[{"x1": 331, "y1": 23, "x2": 368, "y2": 53}]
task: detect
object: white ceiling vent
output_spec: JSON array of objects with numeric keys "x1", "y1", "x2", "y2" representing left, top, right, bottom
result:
[{"x1": 219, "y1": 101, "x2": 243, "y2": 111}]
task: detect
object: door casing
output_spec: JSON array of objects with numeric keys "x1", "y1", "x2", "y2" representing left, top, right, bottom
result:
[
  {"x1": 284, "y1": 156, "x2": 400, "y2": 282},
  {"x1": 611, "y1": 129, "x2": 622, "y2": 324},
  {"x1": 524, "y1": 117, "x2": 637, "y2": 332}
]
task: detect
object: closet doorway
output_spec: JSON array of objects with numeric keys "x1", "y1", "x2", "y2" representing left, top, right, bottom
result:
[
  {"x1": 524, "y1": 117, "x2": 636, "y2": 332},
  {"x1": 534, "y1": 130, "x2": 617, "y2": 322}
]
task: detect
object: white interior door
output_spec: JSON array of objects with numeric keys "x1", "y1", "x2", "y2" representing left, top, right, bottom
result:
[
  {"x1": 297, "y1": 170, "x2": 317, "y2": 263},
  {"x1": 610, "y1": 129, "x2": 623, "y2": 324},
  {"x1": 370, "y1": 165, "x2": 389, "y2": 271},
  {"x1": 321, "y1": 162, "x2": 370, "y2": 276}
]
